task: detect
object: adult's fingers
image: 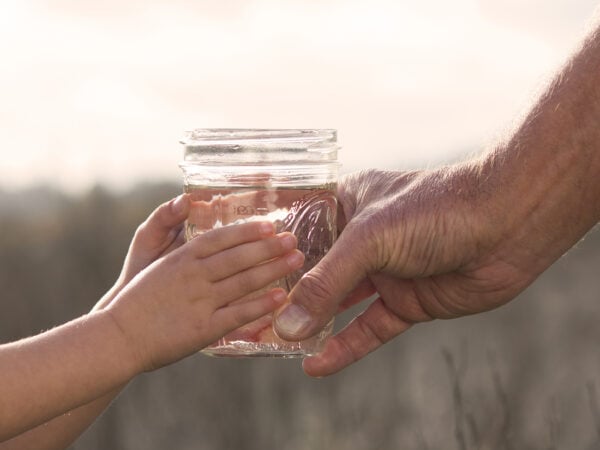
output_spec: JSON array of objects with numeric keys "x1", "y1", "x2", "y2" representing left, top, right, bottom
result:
[
  {"x1": 301, "y1": 297, "x2": 412, "y2": 377},
  {"x1": 273, "y1": 227, "x2": 371, "y2": 341},
  {"x1": 336, "y1": 279, "x2": 377, "y2": 313}
]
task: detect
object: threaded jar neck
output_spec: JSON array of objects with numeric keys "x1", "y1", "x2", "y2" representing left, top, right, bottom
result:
[{"x1": 180, "y1": 129, "x2": 339, "y2": 165}]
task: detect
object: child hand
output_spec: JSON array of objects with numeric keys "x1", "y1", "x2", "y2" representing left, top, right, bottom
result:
[
  {"x1": 93, "y1": 194, "x2": 190, "y2": 311},
  {"x1": 105, "y1": 220, "x2": 304, "y2": 372}
]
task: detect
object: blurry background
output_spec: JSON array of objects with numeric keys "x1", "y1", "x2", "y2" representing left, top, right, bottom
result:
[{"x1": 1, "y1": 0, "x2": 600, "y2": 449}]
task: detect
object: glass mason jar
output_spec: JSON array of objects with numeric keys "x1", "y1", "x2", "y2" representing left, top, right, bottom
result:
[{"x1": 179, "y1": 129, "x2": 340, "y2": 357}]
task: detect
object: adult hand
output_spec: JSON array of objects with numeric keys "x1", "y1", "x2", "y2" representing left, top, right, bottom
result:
[
  {"x1": 274, "y1": 20, "x2": 600, "y2": 377},
  {"x1": 275, "y1": 158, "x2": 599, "y2": 376},
  {"x1": 274, "y1": 167, "x2": 542, "y2": 376}
]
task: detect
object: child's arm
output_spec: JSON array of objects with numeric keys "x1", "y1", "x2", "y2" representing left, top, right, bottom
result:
[
  {"x1": 0, "y1": 195, "x2": 190, "y2": 450},
  {"x1": 0, "y1": 196, "x2": 302, "y2": 446}
]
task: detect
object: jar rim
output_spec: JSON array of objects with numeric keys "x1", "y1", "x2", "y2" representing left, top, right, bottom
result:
[
  {"x1": 181, "y1": 128, "x2": 339, "y2": 163},
  {"x1": 181, "y1": 128, "x2": 336, "y2": 146}
]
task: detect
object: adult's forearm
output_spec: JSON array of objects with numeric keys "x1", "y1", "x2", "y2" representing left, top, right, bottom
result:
[
  {"x1": 473, "y1": 22, "x2": 600, "y2": 274},
  {"x1": 0, "y1": 311, "x2": 138, "y2": 442}
]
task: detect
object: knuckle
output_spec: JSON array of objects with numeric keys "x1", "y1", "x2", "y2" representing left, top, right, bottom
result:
[
  {"x1": 294, "y1": 271, "x2": 336, "y2": 316},
  {"x1": 134, "y1": 221, "x2": 149, "y2": 240},
  {"x1": 350, "y1": 202, "x2": 401, "y2": 272},
  {"x1": 171, "y1": 254, "x2": 195, "y2": 285},
  {"x1": 359, "y1": 309, "x2": 398, "y2": 345},
  {"x1": 228, "y1": 305, "x2": 251, "y2": 328},
  {"x1": 273, "y1": 236, "x2": 293, "y2": 257},
  {"x1": 231, "y1": 269, "x2": 259, "y2": 295},
  {"x1": 256, "y1": 237, "x2": 279, "y2": 260}
]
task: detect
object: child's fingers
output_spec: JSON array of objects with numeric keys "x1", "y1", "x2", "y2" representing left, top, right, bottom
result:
[
  {"x1": 211, "y1": 289, "x2": 288, "y2": 335},
  {"x1": 220, "y1": 314, "x2": 274, "y2": 341},
  {"x1": 226, "y1": 287, "x2": 272, "y2": 306},
  {"x1": 213, "y1": 250, "x2": 304, "y2": 305},
  {"x1": 135, "y1": 195, "x2": 190, "y2": 250},
  {"x1": 188, "y1": 221, "x2": 276, "y2": 258},
  {"x1": 160, "y1": 227, "x2": 186, "y2": 257},
  {"x1": 204, "y1": 232, "x2": 298, "y2": 281}
]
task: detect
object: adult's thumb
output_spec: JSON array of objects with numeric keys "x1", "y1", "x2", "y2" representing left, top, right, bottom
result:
[{"x1": 273, "y1": 230, "x2": 368, "y2": 341}]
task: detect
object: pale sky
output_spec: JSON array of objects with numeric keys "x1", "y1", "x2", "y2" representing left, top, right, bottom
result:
[{"x1": 0, "y1": 0, "x2": 598, "y2": 193}]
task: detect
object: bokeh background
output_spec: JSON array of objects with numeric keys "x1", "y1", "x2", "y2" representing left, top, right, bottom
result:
[{"x1": 1, "y1": 1, "x2": 600, "y2": 449}]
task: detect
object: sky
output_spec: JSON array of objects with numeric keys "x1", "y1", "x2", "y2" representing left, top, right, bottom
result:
[{"x1": 0, "y1": 0, "x2": 598, "y2": 193}]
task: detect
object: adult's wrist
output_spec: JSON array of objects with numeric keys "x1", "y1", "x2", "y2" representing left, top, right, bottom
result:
[{"x1": 464, "y1": 22, "x2": 600, "y2": 276}]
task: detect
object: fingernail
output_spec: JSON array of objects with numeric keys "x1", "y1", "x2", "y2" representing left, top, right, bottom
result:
[
  {"x1": 286, "y1": 250, "x2": 304, "y2": 269},
  {"x1": 280, "y1": 234, "x2": 297, "y2": 251},
  {"x1": 272, "y1": 290, "x2": 287, "y2": 304},
  {"x1": 172, "y1": 195, "x2": 187, "y2": 214},
  {"x1": 259, "y1": 222, "x2": 274, "y2": 236},
  {"x1": 275, "y1": 304, "x2": 312, "y2": 337}
]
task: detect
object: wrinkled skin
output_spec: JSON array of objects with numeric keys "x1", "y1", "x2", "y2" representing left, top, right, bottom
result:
[
  {"x1": 275, "y1": 167, "x2": 543, "y2": 376},
  {"x1": 274, "y1": 22, "x2": 600, "y2": 377},
  {"x1": 276, "y1": 151, "x2": 600, "y2": 377}
]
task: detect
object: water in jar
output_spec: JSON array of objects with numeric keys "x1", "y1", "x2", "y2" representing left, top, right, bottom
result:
[{"x1": 184, "y1": 183, "x2": 337, "y2": 357}]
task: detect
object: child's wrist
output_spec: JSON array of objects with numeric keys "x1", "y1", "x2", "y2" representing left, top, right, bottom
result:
[
  {"x1": 92, "y1": 274, "x2": 129, "y2": 312},
  {"x1": 95, "y1": 307, "x2": 147, "y2": 378}
]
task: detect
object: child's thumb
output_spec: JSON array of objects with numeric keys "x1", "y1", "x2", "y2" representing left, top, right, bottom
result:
[{"x1": 136, "y1": 194, "x2": 190, "y2": 245}]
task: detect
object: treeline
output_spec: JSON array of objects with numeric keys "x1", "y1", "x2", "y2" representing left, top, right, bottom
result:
[
  {"x1": 0, "y1": 183, "x2": 180, "y2": 342},
  {"x1": 1, "y1": 184, "x2": 600, "y2": 449}
]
